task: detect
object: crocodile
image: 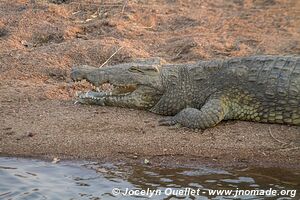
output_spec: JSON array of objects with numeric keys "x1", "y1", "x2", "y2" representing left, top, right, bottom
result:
[{"x1": 70, "y1": 56, "x2": 300, "y2": 129}]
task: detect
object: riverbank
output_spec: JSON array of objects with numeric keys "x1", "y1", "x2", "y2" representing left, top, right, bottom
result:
[{"x1": 1, "y1": 99, "x2": 299, "y2": 169}]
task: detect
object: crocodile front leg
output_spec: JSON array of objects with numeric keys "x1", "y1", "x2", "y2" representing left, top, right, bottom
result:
[{"x1": 159, "y1": 95, "x2": 229, "y2": 129}]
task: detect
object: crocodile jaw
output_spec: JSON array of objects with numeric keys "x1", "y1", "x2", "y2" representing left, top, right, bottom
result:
[
  {"x1": 75, "y1": 83, "x2": 162, "y2": 110},
  {"x1": 75, "y1": 91, "x2": 126, "y2": 106}
]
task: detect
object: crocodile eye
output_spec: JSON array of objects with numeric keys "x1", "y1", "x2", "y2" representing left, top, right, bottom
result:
[
  {"x1": 129, "y1": 66, "x2": 159, "y2": 74},
  {"x1": 129, "y1": 66, "x2": 145, "y2": 73}
]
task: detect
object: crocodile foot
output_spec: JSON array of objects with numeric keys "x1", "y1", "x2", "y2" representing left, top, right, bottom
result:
[{"x1": 158, "y1": 116, "x2": 178, "y2": 126}]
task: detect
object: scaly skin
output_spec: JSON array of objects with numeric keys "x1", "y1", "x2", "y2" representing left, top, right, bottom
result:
[{"x1": 71, "y1": 56, "x2": 300, "y2": 129}]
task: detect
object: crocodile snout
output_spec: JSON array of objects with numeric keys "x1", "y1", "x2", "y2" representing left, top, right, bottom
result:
[
  {"x1": 70, "y1": 68, "x2": 85, "y2": 81},
  {"x1": 70, "y1": 65, "x2": 98, "y2": 82}
]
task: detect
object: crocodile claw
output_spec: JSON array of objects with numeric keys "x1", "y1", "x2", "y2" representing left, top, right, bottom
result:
[{"x1": 158, "y1": 116, "x2": 178, "y2": 126}]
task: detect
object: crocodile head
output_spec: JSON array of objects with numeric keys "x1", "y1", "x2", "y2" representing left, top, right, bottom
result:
[{"x1": 70, "y1": 60, "x2": 164, "y2": 109}]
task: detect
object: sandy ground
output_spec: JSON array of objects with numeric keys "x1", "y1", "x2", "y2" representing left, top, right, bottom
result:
[{"x1": 0, "y1": 0, "x2": 299, "y2": 169}]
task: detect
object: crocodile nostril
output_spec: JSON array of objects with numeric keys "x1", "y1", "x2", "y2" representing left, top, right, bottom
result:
[{"x1": 70, "y1": 72, "x2": 83, "y2": 81}]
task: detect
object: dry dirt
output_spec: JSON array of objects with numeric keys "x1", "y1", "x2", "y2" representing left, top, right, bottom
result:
[{"x1": 0, "y1": 0, "x2": 299, "y2": 169}]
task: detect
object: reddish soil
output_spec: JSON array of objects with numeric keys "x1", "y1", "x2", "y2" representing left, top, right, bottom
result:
[{"x1": 0, "y1": 0, "x2": 299, "y2": 169}]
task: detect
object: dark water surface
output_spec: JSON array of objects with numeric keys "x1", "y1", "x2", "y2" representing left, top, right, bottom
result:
[{"x1": 0, "y1": 157, "x2": 299, "y2": 200}]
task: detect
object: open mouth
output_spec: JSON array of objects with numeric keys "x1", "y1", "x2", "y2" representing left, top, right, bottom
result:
[{"x1": 74, "y1": 80, "x2": 138, "y2": 101}]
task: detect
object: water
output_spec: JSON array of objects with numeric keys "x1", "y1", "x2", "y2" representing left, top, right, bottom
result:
[{"x1": 0, "y1": 157, "x2": 299, "y2": 200}]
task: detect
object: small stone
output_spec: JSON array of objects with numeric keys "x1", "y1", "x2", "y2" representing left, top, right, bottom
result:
[
  {"x1": 96, "y1": 167, "x2": 108, "y2": 173},
  {"x1": 26, "y1": 132, "x2": 34, "y2": 137},
  {"x1": 144, "y1": 159, "x2": 150, "y2": 165},
  {"x1": 20, "y1": 40, "x2": 33, "y2": 48},
  {"x1": 52, "y1": 157, "x2": 60, "y2": 164}
]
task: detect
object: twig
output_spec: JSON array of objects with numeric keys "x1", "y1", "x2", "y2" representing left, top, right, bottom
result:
[
  {"x1": 268, "y1": 127, "x2": 300, "y2": 151},
  {"x1": 121, "y1": 0, "x2": 128, "y2": 14},
  {"x1": 99, "y1": 46, "x2": 123, "y2": 68},
  {"x1": 279, "y1": 146, "x2": 300, "y2": 151},
  {"x1": 268, "y1": 127, "x2": 288, "y2": 145},
  {"x1": 69, "y1": 2, "x2": 123, "y2": 7},
  {"x1": 175, "y1": 49, "x2": 184, "y2": 58}
]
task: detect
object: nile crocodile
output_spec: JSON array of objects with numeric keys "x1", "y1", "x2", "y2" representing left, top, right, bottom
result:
[{"x1": 71, "y1": 56, "x2": 300, "y2": 129}]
